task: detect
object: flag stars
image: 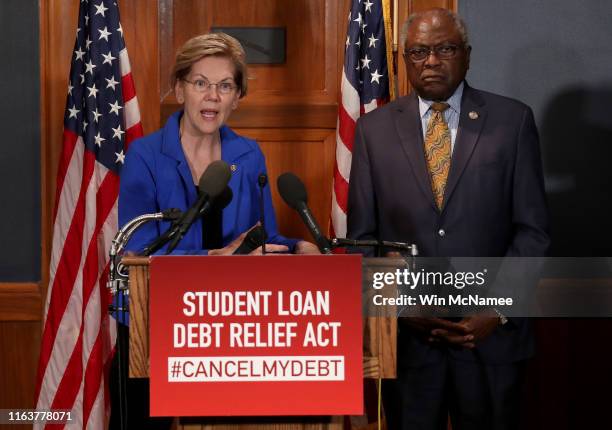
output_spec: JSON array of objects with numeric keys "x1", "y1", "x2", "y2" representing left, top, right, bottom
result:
[
  {"x1": 84, "y1": 14, "x2": 89, "y2": 25},
  {"x1": 117, "y1": 23, "x2": 123, "y2": 37},
  {"x1": 85, "y1": 59, "x2": 96, "y2": 75},
  {"x1": 370, "y1": 69, "x2": 383, "y2": 84},
  {"x1": 346, "y1": 35, "x2": 350, "y2": 48},
  {"x1": 98, "y1": 26, "x2": 111, "y2": 41},
  {"x1": 68, "y1": 84, "x2": 74, "y2": 95},
  {"x1": 112, "y1": 125, "x2": 125, "y2": 139},
  {"x1": 80, "y1": 73, "x2": 85, "y2": 84},
  {"x1": 109, "y1": 100, "x2": 123, "y2": 115},
  {"x1": 68, "y1": 104, "x2": 80, "y2": 119},
  {"x1": 102, "y1": 51, "x2": 116, "y2": 65},
  {"x1": 94, "y1": 1, "x2": 108, "y2": 17},
  {"x1": 105, "y1": 76, "x2": 119, "y2": 90},
  {"x1": 361, "y1": 22, "x2": 368, "y2": 34},
  {"x1": 83, "y1": 121, "x2": 88, "y2": 132},
  {"x1": 353, "y1": 12, "x2": 363, "y2": 25},
  {"x1": 368, "y1": 34, "x2": 379, "y2": 48},
  {"x1": 361, "y1": 54, "x2": 372, "y2": 69},
  {"x1": 85, "y1": 36, "x2": 92, "y2": 49},
  {"x1": 115, "y1": 150, "x2": 125, "y2": 164},
  {"x1": 94, "y1": 132, "x2": 106, "y2": 147},
  {"x1": 364, "y1": 0, "x2": 374, "y2": 12},
  {"x1": 92, "y1": 108, "x2": 102, "y2": 123},
  {"x1": 87, "y1": 84, "x2": 99, "y2": 98},
  {"x1": 74, "y1": 47, "x2": 85, "y2": 61}
]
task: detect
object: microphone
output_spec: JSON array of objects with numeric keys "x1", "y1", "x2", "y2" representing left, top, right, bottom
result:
[
  {"x1": 277, "y1": 172, "x2": 332, "y2": 254},
  {"x1": 166, "y1": 160, "x2": 232, "y2": 253},
  {"x1": 257, "y1": 174, "x2": 268, "y2": 254},
  {"x1": 211, "y1": 186, "x2": 233, "y2": 212},
  {"x1": 142, "y1": 187, "x2": 233, "y2": 257},
  {"x1": 233, "y1": 225, "x2": 268, "y2": 255}
]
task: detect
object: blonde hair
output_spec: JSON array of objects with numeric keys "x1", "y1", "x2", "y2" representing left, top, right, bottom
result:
[{"x1": 171, "y1": 32, "x2": 248, "y2": 98}]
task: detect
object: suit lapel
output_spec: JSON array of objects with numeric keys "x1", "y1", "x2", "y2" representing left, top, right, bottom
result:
[
  {"x1": 442, "y1": 85, "x2": 487, "y2": 211},
  {"x1": 161, "y1": 111, "x2": 198, "y2": 204},
  {"x1": 393, "y1": 93, "x2": 438, "y2": 211}
]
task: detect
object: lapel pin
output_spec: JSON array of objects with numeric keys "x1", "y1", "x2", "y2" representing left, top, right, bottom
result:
[
  {"x1": 469, "y1": 111, "x2": 479, "y2": 120},
  {"x1": 230, "y1": 164, "x2": 237, "y2": 172}
]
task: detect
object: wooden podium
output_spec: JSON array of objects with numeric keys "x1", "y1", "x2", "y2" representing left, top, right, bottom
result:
[{"x1": 122, "y1": 256, "x2": 397, "y2": 429}]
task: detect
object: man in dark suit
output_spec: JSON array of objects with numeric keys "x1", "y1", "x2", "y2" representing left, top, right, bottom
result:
[{"x1": 347, "y1": 8, "x2": 549, "y2": 430}]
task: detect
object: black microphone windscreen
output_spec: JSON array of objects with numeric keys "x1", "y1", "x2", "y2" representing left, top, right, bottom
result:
[
  {"x1": 214, "y1": 186, "x2": 233, "y2": 210},
  {"x1": 277, "y1": 172, "x2": 307, "y2": 209},
  {"x1": 199, "y1": 160, "x2": 231, "y2": 199}
]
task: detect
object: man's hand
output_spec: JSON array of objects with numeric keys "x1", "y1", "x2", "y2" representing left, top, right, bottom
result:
[
  {"x1": 430, "y1": 310, "x2": 500, "y2": 349},
  {"x1": 401, "y1": 317, "x2": 474, "y2": 347}
]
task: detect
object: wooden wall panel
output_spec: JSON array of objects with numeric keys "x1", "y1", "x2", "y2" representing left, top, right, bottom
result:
[
  {"x1": 236, "y1": 129, "x2": 336, "y2": 241},
  {"x1": 160, "y1": 0, "x2": 342, "y2": 131},
  {"x1": 0, "y1": 284, "x2": 41, "y2": 321},
  {"x1": 119, "y1": 1, "x2": 161, "y2": 135},
  {"x1": 164, "y1": 0, "x2": 336, "y2": 96},
  {"x1": 0, "y1": 322, "x2": 41, "y2": 414},
  {"x1": 172, "y1": 0, "x2": 328, "y2": 92}
]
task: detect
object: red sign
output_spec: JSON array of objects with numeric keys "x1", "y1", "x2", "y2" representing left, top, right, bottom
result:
[{"x1": 149, "y1": 255, "x2": 363, "y2": 416}]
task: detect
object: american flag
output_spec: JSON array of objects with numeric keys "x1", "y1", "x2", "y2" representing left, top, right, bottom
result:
[
  {"x1": 331, "y1": 0, "x2": 393, "y2": 239},
  {"x1": 35, "y1": 0, "x2": 142, "y2": 428}
]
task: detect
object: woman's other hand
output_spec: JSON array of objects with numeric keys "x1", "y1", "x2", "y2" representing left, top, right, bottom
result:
[
  {"x1": 294, "y1": 241, "x2": 321, "y2": 255},
  {"x1": 208, "y1": 226, "x2": 289, "y2": 255}
]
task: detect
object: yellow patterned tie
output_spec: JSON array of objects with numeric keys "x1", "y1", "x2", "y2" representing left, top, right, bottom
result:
[{"x1": 424, "y1": 102, "x2": 451, "y2": 209}]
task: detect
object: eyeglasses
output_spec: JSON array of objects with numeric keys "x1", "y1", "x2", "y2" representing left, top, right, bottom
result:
[
  {"x1": 182, "y1": 78, "x2": 237, "y2": 95},
  {"x1": 403, "y1": 44, "x2": 464, "y2": 63}
]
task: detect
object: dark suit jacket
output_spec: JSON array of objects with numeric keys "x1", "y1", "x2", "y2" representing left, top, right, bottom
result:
[{"x1": 347, "y1": 84, "x2": 550, "y2": 365}]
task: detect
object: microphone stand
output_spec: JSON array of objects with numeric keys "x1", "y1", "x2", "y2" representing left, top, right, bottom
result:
[
  {"x1": 330, "y1": 238, "x2": 419, "y2": 269},
  {"x1": 141, "y1": 221, "x2": 180, "y2": 257},
  {"x1": 257, "y1": 174, "x2": 268, "y2": 254},
  {"x1": 107, "y1": 210, "x2": 179, "y2": 430},
  {"x1": 330, "y1": 238, "x2": 418, "y2": 255}
]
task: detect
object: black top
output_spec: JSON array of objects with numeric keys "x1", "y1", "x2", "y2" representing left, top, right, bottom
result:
[{"x1": 195, "y1": 185, "x2": 223, "y2": 249}]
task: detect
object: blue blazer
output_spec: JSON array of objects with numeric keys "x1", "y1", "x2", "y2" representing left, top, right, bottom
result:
[{"x1": 119, "y1": 111, "x2": 297, "y2": 254}]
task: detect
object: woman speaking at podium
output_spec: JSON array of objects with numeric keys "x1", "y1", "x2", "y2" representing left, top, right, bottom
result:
[
  {"x1": 112, "y1": 33, "x2": 318, "y2": 429},
  {"x1": 118, "y1": 32, "x2": 318, "y2": 255}
]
